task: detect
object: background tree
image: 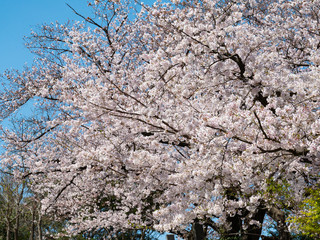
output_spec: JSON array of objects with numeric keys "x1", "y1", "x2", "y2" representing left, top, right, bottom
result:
[
  {"x1": 289, "y1": 188, "x2": 320, "y2": 239},
  {"x1": 1, "y1": 0, "x2": 320, "y2": 239},
  {"x1": 0, "y1": 172, "x2": 28, "y2": 240}
]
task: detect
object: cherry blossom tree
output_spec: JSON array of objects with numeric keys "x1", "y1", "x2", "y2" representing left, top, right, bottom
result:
[{"x1": 1, "y1": 0, "x2": 320, "y2": 239}]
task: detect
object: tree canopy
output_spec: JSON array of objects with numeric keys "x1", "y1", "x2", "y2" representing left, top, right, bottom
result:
[{"x1": 1, "y1": 0, "x2": 320, "y2": 239}]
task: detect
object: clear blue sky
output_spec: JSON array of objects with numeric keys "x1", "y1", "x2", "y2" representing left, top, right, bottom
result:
[
  {"x1": 0, "y1": 0, "x2": 92, "y2": 72},
  {"x1": 0, "y1": 1, "x2": 171, "y2": 239}
]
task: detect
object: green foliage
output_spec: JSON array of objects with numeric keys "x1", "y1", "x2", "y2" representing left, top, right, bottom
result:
[
  {"x1": 290, "y1": 188, "x2": 320, "y2": 238},
  {"x1": 265, "y1": 178, "x2": 294, "y2": 207}
]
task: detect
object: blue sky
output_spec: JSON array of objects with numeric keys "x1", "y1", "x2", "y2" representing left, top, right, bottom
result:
[
  {"x1": 0, "y1": 0, "x2": 94, "y2": 127},
  {"x1": 0, "y1": 0, "x2": 91, "y2": 72},
  {"x1": 0, "y1": 1, "x2": 172, "y2": 239}
]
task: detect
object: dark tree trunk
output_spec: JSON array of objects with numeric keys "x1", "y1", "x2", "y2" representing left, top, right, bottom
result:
[
  {"x1": 243, "y1": 208, "x2": 266, "y2": 240},
  {"x1": 6, "y1": 200, "x2": 11, "y2": 240},
  {"x1": 268, "y1": 207, "x2": 291, "y2": 240},
  {"x1": 14, "y1": 214, "x2": 19, "y2": 240},
  {"x1": 6, "y1": 222, "x2": 10, "y2": 240},
  {"x1": 192, "y1": 218, "x2": 205, "y2": 240},
  {"x1": 37, "y1": 210, "x2": 42, "y2": 240},
  {"x1": 222, "y1": 214, "x2": 242, "y2": 239},
  {"x1": 14, "y1": 180, "x2": 25, "y2": 240},
  {"x1": 30, "y1": 205, "x2": 35, "y2": 240}
]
